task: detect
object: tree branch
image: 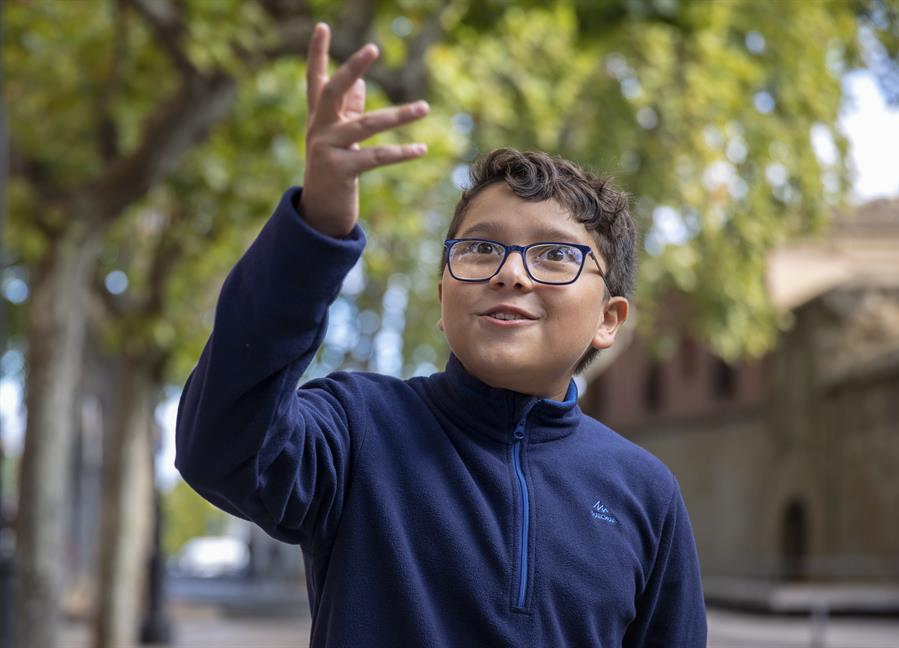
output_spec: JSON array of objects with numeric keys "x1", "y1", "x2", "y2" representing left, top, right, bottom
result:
[
  {"x1": 72, "y1": 0, "x2": 440, "y2": 228},
  {"x1": 7, "y1": 144, "x2": 66, "y2": 237},
  {"x1": 139, "y1": 214, "x2": 183, "y2": 319},
  {"x1": 68, "y1": 0, "x2": 237, "y2": 224},
  {"x1": 335, "y1": 0, "x2": 377, "y2": 50},
  {"x1": 75, "y1": 71, "x2": 236, "y2": 224},
  {"x1": 256, "y1": 0, "x2": 312, "y2": 21},
  {"x1": 124, "y1": 0, "x2": 195, "y2": 77},
  {"x1": 89, "y1": 274, "x2": 123, "y2": 324},
  {"x1": 9, "y1": 145, "x2": 53, "y2": 193},
  {"x1": 96, "y1": 0, "x2": 128, "y2": 163},
  {"x1": 381, "y1": 10, "x2": 443, "y2": 103},
  {"x1": 265, "y1": 6, "x2": 445, "y2": 104}
]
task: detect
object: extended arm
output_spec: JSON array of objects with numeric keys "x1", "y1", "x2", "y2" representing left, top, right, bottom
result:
[
  {"x1": 175, "y1": 190, "x2": 364, "y2": 550},
  {"x1": 175, "y1": 23, "x2": 428, "y2": 552}
]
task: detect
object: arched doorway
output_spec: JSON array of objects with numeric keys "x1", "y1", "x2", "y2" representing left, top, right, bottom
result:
[{"x1": 780, "y1": 499, "x2": 808, "y2": 582}]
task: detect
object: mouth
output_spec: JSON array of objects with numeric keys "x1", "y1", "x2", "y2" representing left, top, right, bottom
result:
[{"x1": 479, "y1": 305, "x2": 539, "y2": 323}]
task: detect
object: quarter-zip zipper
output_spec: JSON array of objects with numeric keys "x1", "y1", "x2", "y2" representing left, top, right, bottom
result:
[{"x1": 511, "y1": 405, "x2": 536, "y2": 609}]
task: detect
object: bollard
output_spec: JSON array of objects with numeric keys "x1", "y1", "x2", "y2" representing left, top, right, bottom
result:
[
  {"x1": 140, "y1": 489, "x2": 172, "y2": 644},
  {"x1": 0, "y1": 440, "x2": 12, "y2": 648},
  {"x1": 809, "y1": 603, "x2": 828, "y2": 648},
  {"x1": 0, "y1": 530, "x2": 12, "y2": 648}
]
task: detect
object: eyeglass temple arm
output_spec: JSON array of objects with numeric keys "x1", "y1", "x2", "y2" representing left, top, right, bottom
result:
[{"x1": 589, "y1": 251, "x2": 606, "y2": 278}]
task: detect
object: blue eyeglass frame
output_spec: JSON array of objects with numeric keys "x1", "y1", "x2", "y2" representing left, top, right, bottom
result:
[{"x1": 443, "y1": 238, "x2": 607, "y2": 286}]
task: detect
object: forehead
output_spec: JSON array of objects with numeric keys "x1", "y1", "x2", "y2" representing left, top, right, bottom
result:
[{"x1": 456, "y1": 183, "x2": 594, "y2": 246}]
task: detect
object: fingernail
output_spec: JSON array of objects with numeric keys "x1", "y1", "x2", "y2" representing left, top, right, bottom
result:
[
  {"x1": 412, "y1": 100, "x2": 429, "y2": 116},
  {"x1": 367, "y1": 43, "x2": 379, "y2": 57},
  {"x1": 413, "y1": 143, "x2": 427, "y2": 155}
]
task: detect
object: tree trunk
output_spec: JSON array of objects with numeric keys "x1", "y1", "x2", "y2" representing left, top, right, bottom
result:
[
  {"x1": 14, "y1": 225, "x2": 100, "y2": 648},
  {"x1": 94, "y1": 356, "x2": 156, "y2": 648}
]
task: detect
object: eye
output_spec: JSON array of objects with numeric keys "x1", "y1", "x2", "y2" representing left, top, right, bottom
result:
[
  {"x1": 534, "y1": 244, "x2": 580, "y2": 264},
  {"x1": 461, "y1": 240, "x2": 502, "y2": 256}
]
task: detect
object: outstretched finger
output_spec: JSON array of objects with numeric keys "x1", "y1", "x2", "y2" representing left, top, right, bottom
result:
[
  {"x1": 340, "y1": 143, "x2": 428, "y2": 174},
  {"x1": 306, "y1": 23, "x2": 330, "y2": 119},
  {"x1": 328, "y1": 101, "x2": 430, "y2": 148},
  {"x1": 316, "y1": 44, "x2": 379, "y2": 123}
]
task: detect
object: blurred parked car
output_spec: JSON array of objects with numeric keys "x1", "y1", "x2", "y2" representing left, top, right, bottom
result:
[{"x1": 175, "y1": 536, "x2": 249, "y2": 578}]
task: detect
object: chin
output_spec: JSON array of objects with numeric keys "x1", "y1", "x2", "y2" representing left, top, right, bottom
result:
[{"x1": 463, "y1": 353, "x2": 533, "y2": 388}]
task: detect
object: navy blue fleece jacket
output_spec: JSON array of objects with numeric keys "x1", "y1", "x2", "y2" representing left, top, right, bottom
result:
[{"x1": 176, "y1": 188, "x2": 707, "y2": 647}]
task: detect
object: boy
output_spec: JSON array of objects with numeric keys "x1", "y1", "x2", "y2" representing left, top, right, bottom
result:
[{"x1": 176, "y1": 23, "x2": 706, "y2": 647}]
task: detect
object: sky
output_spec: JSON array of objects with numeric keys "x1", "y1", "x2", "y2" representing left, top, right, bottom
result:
[
  {"x1": 1, "y1": 70, "x2": 898, "y2": 490},
  {"x1": 841, "y1": 70, "x2": 899, "y2": 200}
]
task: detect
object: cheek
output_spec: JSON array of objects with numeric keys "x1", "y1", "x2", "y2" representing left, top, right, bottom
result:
[
  {"x1": 548, "y1": 294, "x2": 603, "y2": 338},
  {"x1": 439, "y1": 289, "x2": 466, "y2": 332}
]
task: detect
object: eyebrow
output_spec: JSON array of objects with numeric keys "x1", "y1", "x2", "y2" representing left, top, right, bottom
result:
[{"x1": 458, "y1": 220, "x2": 586, "y2": 243}]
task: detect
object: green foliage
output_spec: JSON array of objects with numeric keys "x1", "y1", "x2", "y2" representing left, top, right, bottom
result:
[
  {"x1": 860, "y1": 0, "x2": 899, "y2": 104},
  {"x1": 162, "y1": 478, "x2": 229, "y2": 556},
  {"x1": 432, "y1": 0, "x2": 868, "y2": 360},
  {"x1": 97, "y1": 55, "x2": 315, "y2": 375},
  {"x1": 6, "y1": 0, "x2": 896, "y2": 389}
]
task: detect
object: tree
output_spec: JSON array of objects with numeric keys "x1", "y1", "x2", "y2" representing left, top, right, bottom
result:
[
  {"x1": 5, "y1": 1, "x2": 444, "y2": 646},
  {"x1": 428, "y1": 0, "x2": 885, "y2": 359}
]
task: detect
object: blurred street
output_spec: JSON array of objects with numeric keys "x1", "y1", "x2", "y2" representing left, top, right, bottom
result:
[
  {"x1": 62, "y1": 603, "x2": 312, "y2": 648},
  {"x1": 58, "y1": 575, "x2": 899, "y2": 648},
  {"x1": 707, "y1": 609, "x2": 899, "y2": 648},
  {"x1": 61, "y1": 574, "x2": 313, "y2": 648}
]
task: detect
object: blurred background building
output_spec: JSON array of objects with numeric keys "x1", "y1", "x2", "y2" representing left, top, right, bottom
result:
[{"x1": 581, "y1": 197, "x2": 899, "y2": 608}]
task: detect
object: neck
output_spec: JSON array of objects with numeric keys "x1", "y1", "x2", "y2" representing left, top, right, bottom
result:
[{"x1": 464, "y1": 362, "x2": 574, "y2": 404}]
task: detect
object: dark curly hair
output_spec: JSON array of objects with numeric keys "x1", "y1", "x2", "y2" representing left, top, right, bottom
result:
[{"x1": 442, "y1": 148, "x2": 637, "y2": 374}]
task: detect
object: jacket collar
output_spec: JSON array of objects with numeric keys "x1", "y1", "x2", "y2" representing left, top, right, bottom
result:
[{"x1": 421, "y1": 353, "x2": 582, "y2": 444}]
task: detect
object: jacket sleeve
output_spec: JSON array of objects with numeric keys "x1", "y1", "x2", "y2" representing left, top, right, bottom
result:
[
  {"x1": 623, "y1": 480, "x2": 707, "y2": 647},
  {"x1": 175, "y1": 187, "x2": 367, "y2": 554}
]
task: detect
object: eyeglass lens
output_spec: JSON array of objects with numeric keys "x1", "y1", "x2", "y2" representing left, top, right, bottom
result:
[{"x1": 448, "y1": 240, "x2": 585, "y2": 283}]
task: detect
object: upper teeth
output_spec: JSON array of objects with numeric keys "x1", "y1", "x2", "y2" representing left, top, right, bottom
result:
[{"x1": 491, "y1": 312, "x2": 526, "y2": 320}]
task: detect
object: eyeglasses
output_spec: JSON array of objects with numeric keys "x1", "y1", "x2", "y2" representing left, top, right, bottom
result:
[{"x1": 443, "y1": 238, "x2": 606, "y2": 286}]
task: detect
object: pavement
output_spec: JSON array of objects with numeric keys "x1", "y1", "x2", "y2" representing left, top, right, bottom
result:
[
  {"x1": 704, "y1": 577, "x2": 899, "y2": 615},
  {"x1": 58, "y1": 575, "x2": 899, "y2": 648},
  {"x1": 707, "y1": 609, "x2": 899, "y2": 648},
  {"x1": 62, "y1": 603, "x2": 311, "y2": 648},
  {"x1": 62, "y1": 575, "x2": 313, "y2": 648}
]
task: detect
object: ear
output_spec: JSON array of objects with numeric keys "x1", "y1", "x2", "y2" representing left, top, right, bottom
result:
[
  {"x1": 590, "y1": 297, "x2": 629, "y2": 351},
  {"x1": 436, "y1": 280, "x2": 445, "y2": 332}
]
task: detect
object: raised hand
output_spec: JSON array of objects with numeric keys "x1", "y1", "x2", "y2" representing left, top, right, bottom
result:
[{"x1": 299, "y1": 23, "x2": 430, "y2": 238}]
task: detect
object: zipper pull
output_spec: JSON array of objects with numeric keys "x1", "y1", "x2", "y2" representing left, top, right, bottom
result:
[{"x1": 513, "y1": 421, "x2": 525, "y2": 440}]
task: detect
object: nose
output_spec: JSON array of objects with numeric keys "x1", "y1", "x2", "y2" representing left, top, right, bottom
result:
[{"x1": 488, "y1": 249, "x2": 534, "y2": 290}]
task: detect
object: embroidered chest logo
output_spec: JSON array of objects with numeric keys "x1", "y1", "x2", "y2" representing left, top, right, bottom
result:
[{"x1": 591, "y1": 500, "x2": 619, "y2": 525}]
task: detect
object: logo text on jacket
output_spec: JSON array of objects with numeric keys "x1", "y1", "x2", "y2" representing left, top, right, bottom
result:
[{"x1": 591, "y1": 500, "x2": 619, "y2": 525}]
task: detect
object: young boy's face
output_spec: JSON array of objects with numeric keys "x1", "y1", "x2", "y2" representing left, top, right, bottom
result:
[{"x1": 438, "y1": 183, "x2": 629, "y2": 401}]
